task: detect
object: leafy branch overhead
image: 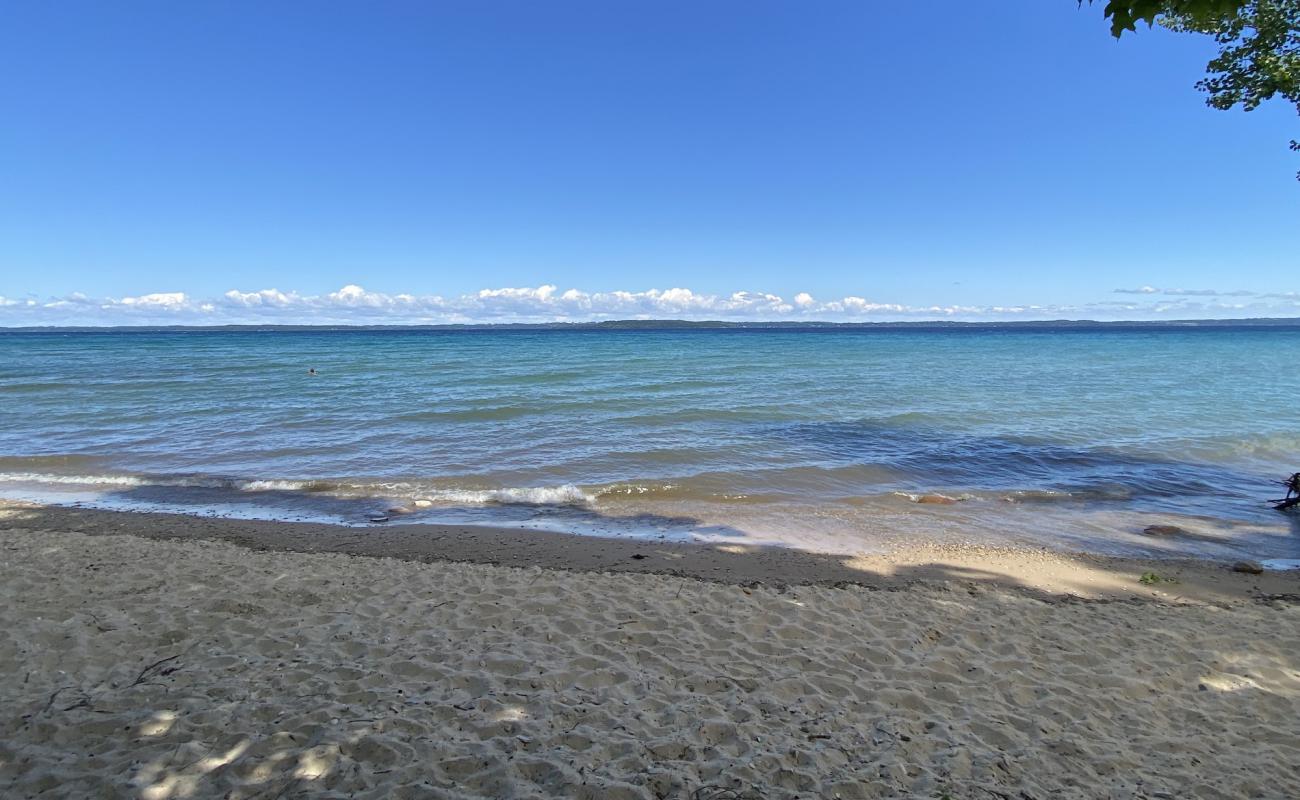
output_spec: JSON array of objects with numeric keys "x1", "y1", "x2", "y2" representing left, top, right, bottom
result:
[
  {"x1": 1094, "y1": 1, "x2": 1250, "y2": 37},
  {"x1": 1087, "y1": 2, "x2": 1299, "y2": 176}
]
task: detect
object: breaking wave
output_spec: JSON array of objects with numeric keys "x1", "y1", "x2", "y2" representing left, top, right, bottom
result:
[{"x1": 0, "y1": 469, "x2": 595, "y2": 508}]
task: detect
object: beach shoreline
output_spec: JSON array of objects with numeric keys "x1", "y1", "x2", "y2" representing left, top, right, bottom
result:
[{"x1": 2, "y1": 500, "x2": 1297, "y2": 603}]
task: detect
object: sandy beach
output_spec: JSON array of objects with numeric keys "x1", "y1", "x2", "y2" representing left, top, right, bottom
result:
[
  {"x1": 7, "y1": 0, "x2": 1300, "y2": 796},
  {"x1": 2, "y1": 501, "x2": 1299, "y2": 799}
]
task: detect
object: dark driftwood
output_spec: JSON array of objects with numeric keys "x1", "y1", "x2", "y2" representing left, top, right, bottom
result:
[{"x1": 1271, "y1": 472, "x2": 1300, "y2": 511}]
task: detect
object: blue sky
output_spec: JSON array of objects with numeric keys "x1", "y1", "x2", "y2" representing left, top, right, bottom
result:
[{"x1": 1, "y1": 0, "x2": 1297, "y2": 324}]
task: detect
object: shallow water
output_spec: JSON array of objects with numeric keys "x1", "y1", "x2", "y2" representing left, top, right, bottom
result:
[{"x1": 1, "y1": 328, "x2": 1298, "y2": 560}]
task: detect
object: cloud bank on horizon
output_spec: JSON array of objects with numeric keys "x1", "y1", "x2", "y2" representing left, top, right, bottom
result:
[{"x1": 1, "y1": 284, "x2": 1297, "y2": 326}]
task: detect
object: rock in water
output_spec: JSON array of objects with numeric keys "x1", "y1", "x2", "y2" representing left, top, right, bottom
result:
[
  {"x1": 916, "y1": 494, "x2": 957, "y2": 505},
  {"x1": 1231, "y1": 561, "x2": 1264, "y2": 575},
  {"x1": 1142, "y1": 525, "x2": 1187, "y2": 536}
]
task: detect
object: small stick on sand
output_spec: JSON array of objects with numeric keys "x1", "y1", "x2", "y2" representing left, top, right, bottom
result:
[
  {"x1": 131, "y1": 654, "x2": 182, "y2": 687},
  {"x1": 39, "y1": 686, "x2": 74, "y2": 715}
]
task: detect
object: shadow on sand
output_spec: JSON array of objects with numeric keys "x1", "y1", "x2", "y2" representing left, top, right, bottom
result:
[
  {"x1": 2, "y1": 500, "x2": 1299, "y2": 800},
  {"x1": 3, "y1": 498, "x2": 1297, "y2": 606}
]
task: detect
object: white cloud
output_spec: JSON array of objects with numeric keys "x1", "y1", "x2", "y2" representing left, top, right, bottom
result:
[
  {"x1": 224, "y1": 288, "x2": 297, "y2": 306},
  {"x1": 1, "y1": 283, "x2": 1298, "y2": 327},
  {"x1": 478, "y1": 285, "x2": 558, "y2": 303},
  {"x1": 326, "y1": 284, "x2": 402, "y2": 307},
  {"x1": 113, "y1": 292, "x2": 190, "y2": 308}
]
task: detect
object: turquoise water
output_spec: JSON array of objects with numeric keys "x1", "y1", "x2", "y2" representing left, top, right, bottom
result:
[{"x1": 1, "y1": 328, "x2": 1298, "y2": 560}]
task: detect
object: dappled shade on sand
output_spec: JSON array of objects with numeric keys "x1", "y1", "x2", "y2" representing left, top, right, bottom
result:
[{"x1": 1, "y1": 505, "x2": 1298, "y2": 799}]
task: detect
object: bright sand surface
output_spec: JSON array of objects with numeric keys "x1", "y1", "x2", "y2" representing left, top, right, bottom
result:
[{"x1": 2, "y1": 501, "x2": 1299, "y2": 799}]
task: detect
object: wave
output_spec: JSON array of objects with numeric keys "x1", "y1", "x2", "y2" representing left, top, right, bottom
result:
[
  {"x1": 236, "y1": 479, "x2": 339, "y2": 493},
  {"x1": 0, "y1": 471, "x2": 223, "y2": 489},
  {"x1": 1161, "y1": 432, "x2": 1300, "y2": 466},
  {"x1": 0, "y1": 464, "x2": 1236, "y2": 511},
  {"x1": 0, "y1": 472, "x2": 349, "y2": 496},
  {"x1": 0, "y1": 467, "x2": 787, "y2": 509},
  {"x1": 429, "y1": 485, "x2": 592, "y2": 506},
  {"x1": 591, "y1": 481, "x2": 767, "y2": 504},
  {"x1": 0, "y1": 469, "x2": 595, "y2": 508},
  {"x1": 0, "y1": 433, "x2": 1280, "y2": 526}
]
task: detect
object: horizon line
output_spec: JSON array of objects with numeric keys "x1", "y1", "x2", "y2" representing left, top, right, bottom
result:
[{"x1": 4, "y1": 316, "x2": 1300, "y2": 332}]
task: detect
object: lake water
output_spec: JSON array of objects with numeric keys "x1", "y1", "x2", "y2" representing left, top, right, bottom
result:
[{"x1": 2, "y1": 328, "x2": 1298, "y2": 561}]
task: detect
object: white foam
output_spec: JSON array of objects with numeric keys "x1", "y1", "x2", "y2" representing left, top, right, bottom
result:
[
  {"x1": 0, "y1": 472, "x2": 595, "y2": 507},
  {"x1": 0, "y1": 471, "x2": 260, "y2": 490},
  {"x1": 236, "y1": 479, "x2": 313, "y2": 492},
  {"x1": 0, "y1": 472, "x2": 166, "y2": 487},
  {"x1": 595, "y1": 483, "x2": 678, "y2": 497},
  {"x1": 431, "y1": 485, "x2": 592, "y2": 506}
]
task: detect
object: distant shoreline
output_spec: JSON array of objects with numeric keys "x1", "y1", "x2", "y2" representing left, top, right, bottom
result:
[{"x1": 3, "y1": 316, "x2": 1300, "y2": 333}]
